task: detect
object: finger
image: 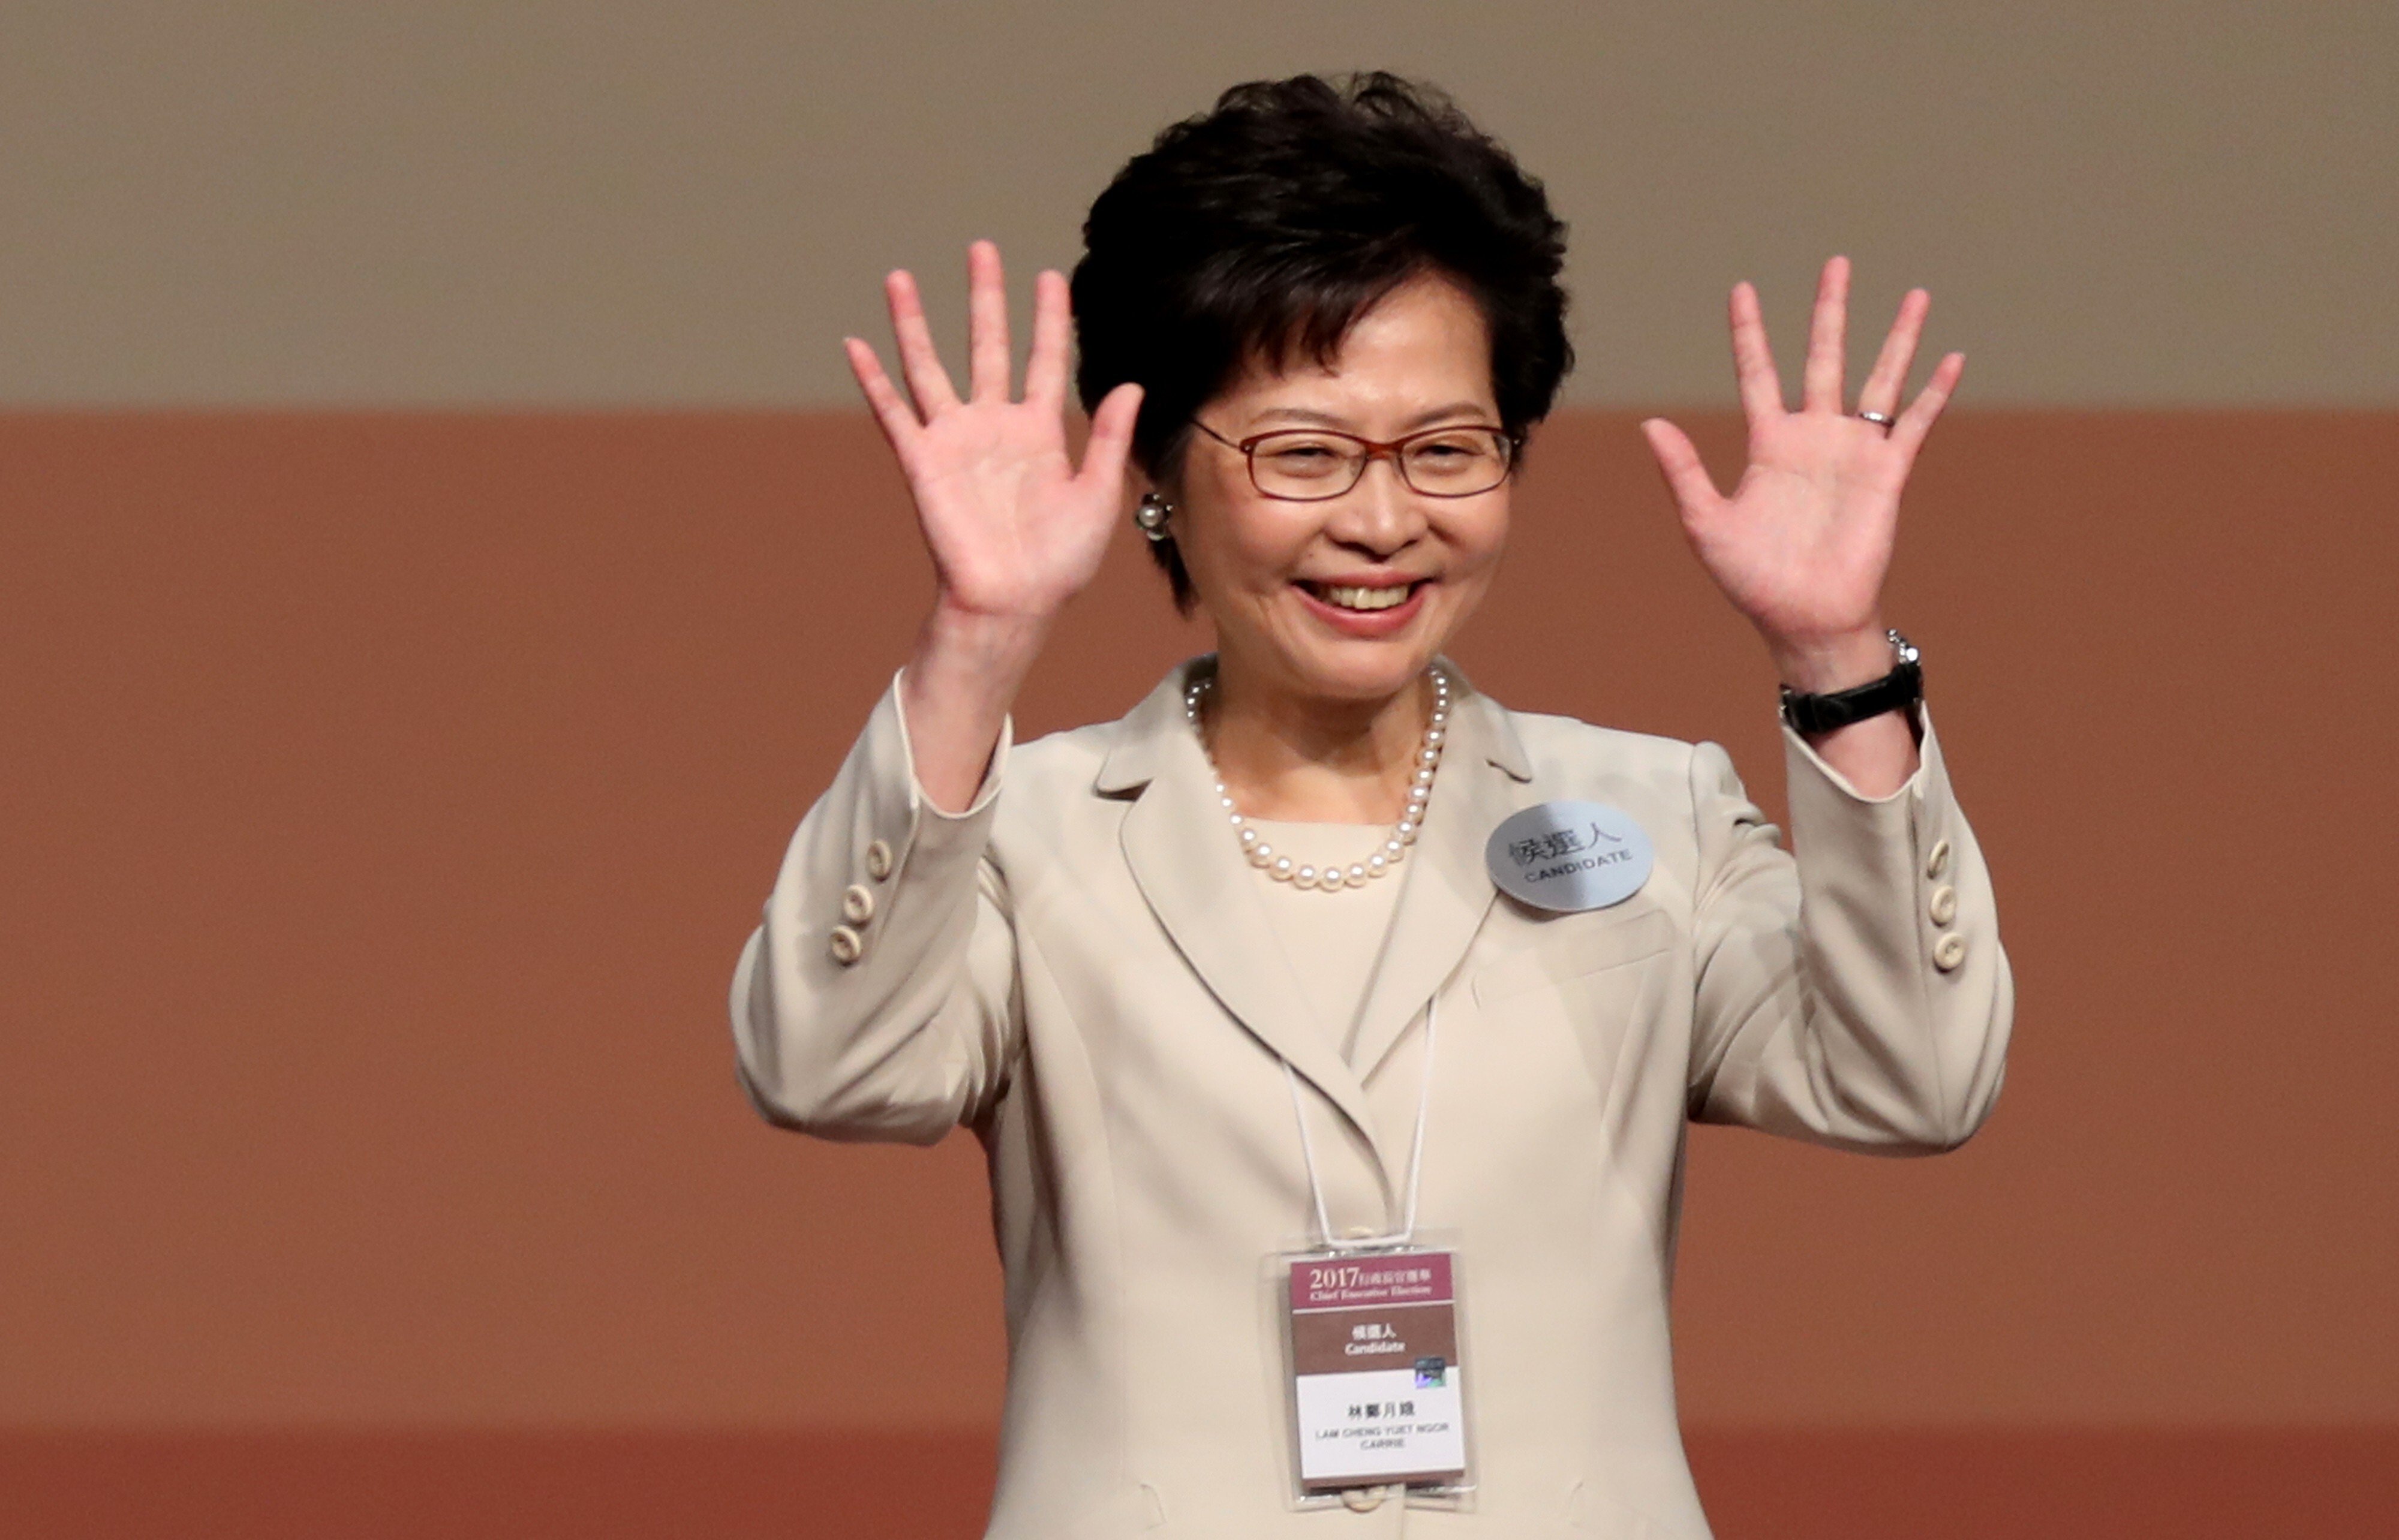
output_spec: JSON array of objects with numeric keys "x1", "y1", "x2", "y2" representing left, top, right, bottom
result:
[
  {"x1": 1074, "y1": 381, "x2": 1146, "y2": 497},
  {"x1": 885, "y1": 269, "x2": 961, "y2": 416},
  {"x1": 1858, "y1": 288, "x2": 1931, "y2": 419},
  {"x1": 1892, "y1": 351, "x2": 1966, "y2": 451},
  {"x1": 1023, "y1": 269, "x2": 1071, "y2": 408},
  {"x1": 1801, "y1": 255, "x2": 1849, "y2": 413},
  {"x1": 844, "y1": 336, "x2": 923, "y2": 459},
  {"x1": 1639, "y1": 417, "x2": 1724, "y2": 521},
  {"x1": 1727, "y1": 281, "x2": 1785, "y2": 426},
  {"x1": 966, "y1": 240, "x2": 1012, "y2": 403}
]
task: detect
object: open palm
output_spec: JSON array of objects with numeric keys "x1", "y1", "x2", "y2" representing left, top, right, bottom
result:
[
  {"x1": 847, "y1": 241, "x2": 1143, "y2": 624},
  {"x1": 1641, "y1": 257, "x2": 1962, "y2": 658}
]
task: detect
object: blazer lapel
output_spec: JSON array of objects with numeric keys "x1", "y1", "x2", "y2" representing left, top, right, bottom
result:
[
  {"x1": 1104, "y1": 664, "x2": 1394, "y2": 1187},
  {"x1": 1348, "y1": 669, "x2": 1536, "y2": 1081}
]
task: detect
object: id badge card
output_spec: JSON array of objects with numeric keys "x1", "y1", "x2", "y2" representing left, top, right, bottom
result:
[{"x1": 1280, "y1": 1247, "x2": 1472, "y2": 1497}]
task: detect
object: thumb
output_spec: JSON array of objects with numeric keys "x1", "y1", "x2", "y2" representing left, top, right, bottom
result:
[
  {"x1": 1639, "y1": 417, "x2": 1722, "y2": 522},
  {"x1": 1075, "y1": 383, "x2": 1146, "y2": 496}
]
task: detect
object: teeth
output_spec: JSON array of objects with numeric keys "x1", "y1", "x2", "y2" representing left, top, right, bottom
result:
[{"x1": 1318, "y1": 583, "x2": 1413, "y2": 611}]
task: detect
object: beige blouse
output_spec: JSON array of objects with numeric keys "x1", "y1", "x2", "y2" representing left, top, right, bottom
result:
[{"x1": 1244, "y1": 818, "x2": 1407, "y2": 1063}]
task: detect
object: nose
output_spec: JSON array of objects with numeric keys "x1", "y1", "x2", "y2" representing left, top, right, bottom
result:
[{"x1": 1325, "y1": 455, "x2": 1428, "y2": 559}]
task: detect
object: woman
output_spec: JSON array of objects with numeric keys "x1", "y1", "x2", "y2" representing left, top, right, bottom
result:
[{"x1": 733, "y1": 74, "x2": 2009, "y2": 1538}]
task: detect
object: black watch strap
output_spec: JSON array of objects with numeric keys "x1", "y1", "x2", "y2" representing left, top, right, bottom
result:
[{"x1": 1778, "y1": 630, "x2": 1923, "y2": 735}]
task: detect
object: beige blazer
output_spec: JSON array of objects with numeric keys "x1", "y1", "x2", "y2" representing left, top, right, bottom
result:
[{"x1": 732, "y1": 658, "x2": 2011, "y2": 1539}]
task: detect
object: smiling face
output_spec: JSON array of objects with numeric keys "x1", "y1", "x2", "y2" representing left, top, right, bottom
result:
[{"x1": 1165, "y1": 271, "x2": 1514, "y2": 711}]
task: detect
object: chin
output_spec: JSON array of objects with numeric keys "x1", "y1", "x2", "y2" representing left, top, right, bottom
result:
[{"x1": 1285, "y1": 635, "x2": 1445, "y2": 704}]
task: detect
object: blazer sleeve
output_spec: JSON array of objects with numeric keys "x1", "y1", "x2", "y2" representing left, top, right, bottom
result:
[
  {"x1": 729, "y1": 675, "x2": 1021, "y2": 1145},
  {"x1": 1685, "y1": 713, "x2": 2013, "y2": 1153}
]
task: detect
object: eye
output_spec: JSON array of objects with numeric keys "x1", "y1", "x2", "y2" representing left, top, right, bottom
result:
[
  {"x1": 1256, "y1": 435, "x2": 1354, "y2": 478},
  {"x1": 1407, "y1": 432, "x2": 1501, "y2": 462}
]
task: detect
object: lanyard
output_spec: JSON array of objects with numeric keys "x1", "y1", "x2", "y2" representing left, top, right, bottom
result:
[{"x1": 1281, "y1": 998, "x2": 1439, "y2": 1252}]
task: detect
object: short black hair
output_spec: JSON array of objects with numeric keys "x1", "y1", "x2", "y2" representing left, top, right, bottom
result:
[{"x1": 1072, "y1": 72, "x2": 1573, "y2": 607}]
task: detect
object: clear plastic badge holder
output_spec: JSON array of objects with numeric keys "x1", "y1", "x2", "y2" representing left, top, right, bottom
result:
[
  {"x1": 1265, "y1": 998, "x2": 1476, "y2": 1509},
  {"x1": 1269, "y1": 1233, "x2": 1477, "y2": 1509}
]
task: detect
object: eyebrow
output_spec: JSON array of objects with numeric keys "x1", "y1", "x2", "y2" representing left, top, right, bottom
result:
[{"x1": 1247, "y1": 402, "x2": 1498, "y2": 432}]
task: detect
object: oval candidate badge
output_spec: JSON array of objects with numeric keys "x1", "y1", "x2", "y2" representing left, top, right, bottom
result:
[{"x1": 1486, "y1": 800, "x2": 1654, "y2": 913}]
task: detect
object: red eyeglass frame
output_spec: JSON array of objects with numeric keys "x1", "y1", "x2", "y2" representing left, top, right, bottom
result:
[{"x1": 1188, "y1": 419, "x2": 1520, "y2": 501}]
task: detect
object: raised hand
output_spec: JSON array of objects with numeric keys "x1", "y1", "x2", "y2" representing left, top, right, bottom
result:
[
  {"x1": 1640, "y1": 256, "x2": 1962, "y2": 694},
  {"x1": 847, "y1": 240, "x2": 1144, "y2": 625},
  {"x1": 848, "y1": 242, "x2": 1143, "y2": 810}
]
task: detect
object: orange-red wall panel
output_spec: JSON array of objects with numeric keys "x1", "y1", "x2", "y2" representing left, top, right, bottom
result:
[{"x1": 1, "y1": 411, "x2": 2392, "y2": 1427}]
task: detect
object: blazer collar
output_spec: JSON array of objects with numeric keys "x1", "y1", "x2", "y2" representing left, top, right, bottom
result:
[
  {"x1": 1346, "y1": 675, "x2": 1535, "y2": 1081},
  {"x1": 1102, "y1": 657, "x2": 1535, "y2": 1186}
]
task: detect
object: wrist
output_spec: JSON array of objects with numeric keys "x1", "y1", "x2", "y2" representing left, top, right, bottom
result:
[
  {"x1": 1776, "y1": 626, "x2": 1923, "y2": 744},
  {"x1": 921, "y1": 598, "x2": 1051, "y2": 668},
  {"x1": 1766, "y1": 622, "x2": 1896, "y2": 694},
  {"x1": 899, "y1": 604, "x2": 1045, "y2": 816},
  {"x1": 907, "y1": 601, "x2": 1048, "y2": 721}
]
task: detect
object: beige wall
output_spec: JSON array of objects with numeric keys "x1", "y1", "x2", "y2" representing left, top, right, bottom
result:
[{"x1": 2, "y1": 1, "x2": 2393, "y2": 408}]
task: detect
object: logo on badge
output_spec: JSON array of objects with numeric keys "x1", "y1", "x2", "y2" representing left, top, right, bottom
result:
[{"x1": 1486, "y1": 800, "x2": 1654, "y2": 912}]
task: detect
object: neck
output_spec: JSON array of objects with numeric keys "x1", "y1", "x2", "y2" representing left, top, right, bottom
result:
[{"x1": 1202, "y1": 654, "x2": 1436, "y2": 823}]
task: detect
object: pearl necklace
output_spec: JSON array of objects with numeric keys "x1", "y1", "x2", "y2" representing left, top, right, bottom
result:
[{"x1": 1183, "y1": 666, "x2": 1451, "y2": 892}]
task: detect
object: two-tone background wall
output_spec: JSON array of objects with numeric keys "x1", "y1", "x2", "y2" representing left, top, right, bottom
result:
[{"x1": 4, "y1": 4, "x2": 2394, "y2": 1536}]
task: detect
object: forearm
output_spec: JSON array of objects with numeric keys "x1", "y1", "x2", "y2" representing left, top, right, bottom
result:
[{"x1": 900, "y1": 603, "x2": 1050, "y2": 813}]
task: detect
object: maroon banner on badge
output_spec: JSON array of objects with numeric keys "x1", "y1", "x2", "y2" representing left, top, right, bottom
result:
[{"x1": 1289, "y1": 1253, "x2": 1454, "y2": 1312}]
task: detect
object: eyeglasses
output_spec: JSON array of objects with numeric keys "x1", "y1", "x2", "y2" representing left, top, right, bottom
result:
[{"x1": 1189, "y1": 419, "x2": 1517, "y2": 501}]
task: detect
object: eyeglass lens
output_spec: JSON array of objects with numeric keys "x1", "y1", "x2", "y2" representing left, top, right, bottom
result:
[{"x1": 1246, "y1": 428, "x2": 1511, "y2": 500}]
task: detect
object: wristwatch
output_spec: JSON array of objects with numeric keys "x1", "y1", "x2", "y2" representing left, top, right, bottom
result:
[{"x1": 1778, "y1": 629, "x2": 1922, "y2": 735}]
